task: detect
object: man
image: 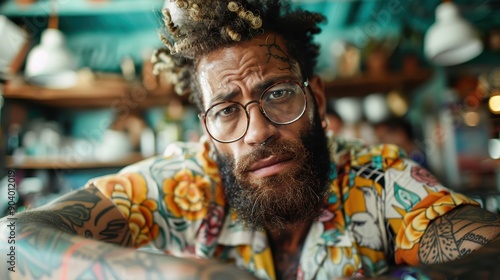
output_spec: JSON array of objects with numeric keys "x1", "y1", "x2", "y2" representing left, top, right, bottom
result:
[{"x1": 2, "y1": 1, "x2": 500, "y2": 279}]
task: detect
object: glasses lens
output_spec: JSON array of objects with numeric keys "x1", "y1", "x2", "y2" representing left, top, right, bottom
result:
[
  {"x1": 261, "y1": 82, "x2": 306, "y2": 124},
  {"x1": 205, "y1": 102, "x2": 247, "y2": 142}
]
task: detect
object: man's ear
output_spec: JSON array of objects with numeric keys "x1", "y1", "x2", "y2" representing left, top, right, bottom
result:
[
  {"x1": 200, "y1": 118, "x2": 210, "y2": 138},
  {"x1": 307, "y1": 75, "x2": 327, "y2": 121}
]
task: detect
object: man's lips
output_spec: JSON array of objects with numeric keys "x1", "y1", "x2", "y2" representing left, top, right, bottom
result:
[{"x1": 245, "y1": 155, "x2": 293, "y2": 178}]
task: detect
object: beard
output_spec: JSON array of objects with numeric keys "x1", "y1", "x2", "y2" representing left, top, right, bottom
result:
[{"x1": 215, "y1": 114, "x2": 331, "y2": 230}]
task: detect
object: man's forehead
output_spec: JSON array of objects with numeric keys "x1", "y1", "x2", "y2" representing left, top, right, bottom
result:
[
  {"x1": 198, "y1": 33, "x2": 289, "y2": 65},
  {"x1": 196, "y1": 33, "x2": 297, "y2": 83},
  {"x1": 195, "y1": 32, "x2": 301, "y2": 107}
]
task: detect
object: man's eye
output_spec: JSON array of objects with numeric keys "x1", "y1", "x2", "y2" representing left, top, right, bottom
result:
[
  {"x1": 220, "y1": 107, "x2": 236, "y2": 116},
  {"x1": 270, "y1": 90, "x2": 289, "y2": 99},
  {"x1": 215, "y1": 104, "x2": 240, "y2": 118},
  {"x1": 266, "y1": 88, "x2": 295, "y2": 102}
]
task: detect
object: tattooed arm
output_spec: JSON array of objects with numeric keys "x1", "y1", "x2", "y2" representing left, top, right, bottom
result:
[
  {"x1": 417, "y1": 205, "x2": 500, "y2": 278},
  {"x1": 0, "y1": 221, "x2": 256, "y2": 280},
  {"x1": 7, "y1": 184, "x2": 133, "y2": 246},
  {"x1": 0, "y1": 185, "x2": 256, "y2": 279}
]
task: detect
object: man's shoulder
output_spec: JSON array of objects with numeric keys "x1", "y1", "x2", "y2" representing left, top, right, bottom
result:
[
  {"x1": 120, "y1": 138, "x2": 215, "y2": 174},
  {"x1": 330, "y1": 135, "x2": 407, "y2": 171}
]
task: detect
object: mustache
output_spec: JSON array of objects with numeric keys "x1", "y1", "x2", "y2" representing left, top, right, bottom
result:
[{"x1": 233, "y1": 139, "x2": 306, "y2": 175}]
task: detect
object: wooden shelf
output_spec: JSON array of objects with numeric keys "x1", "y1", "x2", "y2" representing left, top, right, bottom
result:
[
  {"x1": 3, "y1": 76, "x2": 184, "y2": 108},
  {"x1": 4, "y1": 70, "x2": 432, "y2": 108},
  {"x1": 6, "y1": 153, "x2": 145, "y2": 169},
  {"x1": 324, "y1": 70, "x2": 433, "y2": 97}
]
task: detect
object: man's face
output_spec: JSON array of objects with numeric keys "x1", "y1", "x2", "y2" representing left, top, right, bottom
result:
[{"x1": 197, "y1": 33, "x2": 331, "y2": 229}]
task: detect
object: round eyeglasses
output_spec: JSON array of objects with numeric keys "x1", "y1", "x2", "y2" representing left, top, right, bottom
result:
[{"x1": 199, "y1": 80, "x2": 309, "y2": 143}]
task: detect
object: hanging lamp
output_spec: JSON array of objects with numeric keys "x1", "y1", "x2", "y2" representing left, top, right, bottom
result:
[
  {"x1": 24, "y1": 0, "x2": 76, "y2": 88},
  {"x1": 424, "y1": 1, "x2": 483, "y2": 66}
]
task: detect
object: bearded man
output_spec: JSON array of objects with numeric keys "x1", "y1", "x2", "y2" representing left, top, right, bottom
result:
[{"x1": 1, "y1": 1, "x2": 499, "y2": 280}]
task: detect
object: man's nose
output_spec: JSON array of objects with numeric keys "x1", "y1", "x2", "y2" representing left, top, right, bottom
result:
[{"x1": 243, "y1": 104, "x2": 277, "y2": 146}]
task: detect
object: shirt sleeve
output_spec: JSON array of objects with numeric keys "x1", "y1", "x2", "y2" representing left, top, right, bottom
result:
[
  {"x1": 88, "y1": 170, "x2": 160, "y2": 247},
  {"x1": 381, "y1": 149, "x2": 479, "y2": 266},
  {"x1": 86, "y1": 138, "x2": 226, "y2": 253}
]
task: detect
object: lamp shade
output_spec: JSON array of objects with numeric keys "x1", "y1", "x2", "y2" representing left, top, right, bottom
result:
[
  {"x1": 24, "y1": 28, "x2": 76, "y2": 88},
  {"x1": 424, "y1": 2, "x2": 483, "y2": 66}
]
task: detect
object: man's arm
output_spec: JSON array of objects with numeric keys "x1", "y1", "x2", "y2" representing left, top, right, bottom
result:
[
  {"x1": 1, "y1": 222, "x2": 256, "y2": 280},
  {"x1": 9, "y1": 184, "x2": 133, "y2": 247},
  {"x1": 417, "y1": 204, "x2": 500, "y2": 278},
  {"x1": 1, "y1": 185, "x2": 256, "y2": 279}
]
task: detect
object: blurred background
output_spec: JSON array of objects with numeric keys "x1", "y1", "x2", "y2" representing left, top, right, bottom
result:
[{"x1": 1, "y1": 0, "x2": 500, "y2": 215}]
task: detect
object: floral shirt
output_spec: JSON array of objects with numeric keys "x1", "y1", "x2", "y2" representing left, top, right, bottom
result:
[{"x1": 88, "y1": 135, "x2": 478, "y2": 280}]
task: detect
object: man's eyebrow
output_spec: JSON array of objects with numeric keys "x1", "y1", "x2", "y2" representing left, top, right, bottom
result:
[
  {"x1": 210, "y1": 90, "x2": 240, "y2": 105},
  {"x1": 208, "y1": 75, "x2": 301, "y2": 105},
  {"x1": 255, "y1": 75, "x2": 303, "y2": 93}
]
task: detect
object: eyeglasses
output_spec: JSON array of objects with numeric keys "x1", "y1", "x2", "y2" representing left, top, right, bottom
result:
[{"x1": 199, "y1": 80, "x2": 309, "y2": 143}]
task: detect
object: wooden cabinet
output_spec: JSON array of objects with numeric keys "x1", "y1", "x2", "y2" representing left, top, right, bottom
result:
[
  {"x1": 3, "y1": 76, "x2": 178, "y2": 108},
  {"x1": 2, "y1": 75, "x2": 184, "y2": 170},
  {"x1": 324, "y1": 70, "x2": 433, "y2": 97},
  {"x1": 1, "y1": 0, "x2": 433, "y2": 171}
]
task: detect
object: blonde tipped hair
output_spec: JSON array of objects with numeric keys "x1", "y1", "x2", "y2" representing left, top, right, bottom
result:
[{"x1": 153, "y1": 0, "x2": 325, "y2": 110}]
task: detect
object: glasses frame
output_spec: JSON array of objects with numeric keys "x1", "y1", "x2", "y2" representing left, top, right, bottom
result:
[{"x1": 199, "y1": 80, "x2": 309, "y2": 143}]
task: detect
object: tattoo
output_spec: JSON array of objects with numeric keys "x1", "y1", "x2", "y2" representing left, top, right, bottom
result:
[
  {"x1": 0, "y1": 185, "x2": 252, "y2": 279},
  {"x1": 259, "y1": 35, "x2": 297, "y2": 73},
  {"x1": 95, "y1": 205, "x2": 132, "y2": 245},
  {"x1": 418, "y1": 205, "x2": 500, "y2": 264},
  {"x1": 270, "y1": 231, "x2": 303, "y2": 280},
  {"x1": 9, "y1": 225, "x2": 256, "y2": 280},
  {"x1": 461, "y1": 232, "x2": 489, "y2": 246},
  {"x1": 274, "y1": 250, "x2": 300, "y2": 280},
  {"x1": 16, "y1": 185, "x2": 132, "y2": 247},
  {"x1": 418, "y1": 235, "x2": 500, "y2": 280}
]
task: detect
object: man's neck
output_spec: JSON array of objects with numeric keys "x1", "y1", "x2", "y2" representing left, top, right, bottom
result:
[
  {"x1": 266, "y1": 222, "x2": 311, "y2": 279},
  {"x1": 267, "y1": 222, "x2": 311, "y2": 250}
]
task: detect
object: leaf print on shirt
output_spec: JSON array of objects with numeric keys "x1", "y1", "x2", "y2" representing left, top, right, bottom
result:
[
  {"x1": 394, "y1": 183, "x2": 421, "y2": 212},
  {"x1": 372, "y1": 155, "x2": 383, "y2": 170},
  {"x1": 350, "y1": 187, "x2": 384, "y2": 251}
]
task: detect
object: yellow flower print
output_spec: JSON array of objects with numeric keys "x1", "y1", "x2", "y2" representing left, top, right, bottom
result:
[
  {"x1": 379, "y1": 144, "x2": 406, "y2": 170},
  {"x1": 198, "y1": 139, "x2": 221, "y2": 180},
  {"x1": 329, "y1": 247, "x2": 344, "y2": 264},
  {"x1": 163, "y1": 169, "x2": 213, "y2": 220},
  {"x1": 237, "y1": 245, "x2": 275, "y2": 278},
  {"x1": 92, "y1": 173, "x2": 159, "y2": 247},
  {"x1": 197, "y1": 140, "x2": 226, "y2": 206},
  {"x1": 327, "y1": 247, "x2": 361, "y2": 277},
  {"x1": 396, "y1": 191, "x2": 478, "y2": 250}
]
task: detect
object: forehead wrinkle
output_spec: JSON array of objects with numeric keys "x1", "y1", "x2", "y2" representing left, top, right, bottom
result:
[
  {"x1": 197, "y1": 32, "x2": 302, "y2": 109},
  {"x1": 217, "y1": 53, "x2": 266, "y2": 85}
]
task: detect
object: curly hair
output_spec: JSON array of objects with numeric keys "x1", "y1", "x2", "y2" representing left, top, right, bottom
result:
[{"x1": 153, "y1": 0, "x2": 325, "y2": 110}]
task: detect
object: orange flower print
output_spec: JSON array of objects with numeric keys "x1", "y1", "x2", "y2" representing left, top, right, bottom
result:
[
  {"x1": 92, "y1": 173, "x2": 159, "y2": 247},
  {"x1": 163, "y1": 169, "x2": 212, "y2": 221},
  {"x1": 198, "y1": 139, "x2": 221, "y2": 180},
  {"x1": 379, "y1": 144, "x2": 406, "y2": 171}
]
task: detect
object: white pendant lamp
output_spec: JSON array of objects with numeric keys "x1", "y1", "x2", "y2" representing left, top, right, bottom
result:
[
  {"x1": 24, "y1": 0, "x2": 76, "y2": 88},
  {"x1": 424, "y1": 2, "x2": 483, "y2": 66}
]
